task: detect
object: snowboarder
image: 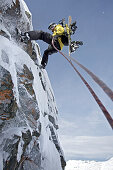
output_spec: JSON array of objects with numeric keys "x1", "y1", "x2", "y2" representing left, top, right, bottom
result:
[{"x1": 21, "y1": 21, "x2": 83, "y2": 68}]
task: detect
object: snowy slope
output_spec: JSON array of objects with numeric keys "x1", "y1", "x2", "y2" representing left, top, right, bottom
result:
[
  {"x1": 65, "y1": 158, "x2": 113, "y2": 170},
  {"x1": 0, "y1": 0, "x2": 65, "y2": 170}
]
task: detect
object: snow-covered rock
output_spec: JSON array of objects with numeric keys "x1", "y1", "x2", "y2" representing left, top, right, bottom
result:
[
  {"x1": 0, "y1": 0, "x2": 66, "y2": 169},
  {"x1": 65, "y1": 158, "x2": 113, "y2": 170}
]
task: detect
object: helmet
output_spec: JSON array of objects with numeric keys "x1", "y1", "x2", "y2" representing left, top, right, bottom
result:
[{"x1": 48, "y1": 23, "x2": 57, "y2": 30}]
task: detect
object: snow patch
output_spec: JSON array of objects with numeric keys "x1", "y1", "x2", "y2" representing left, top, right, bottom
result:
[
  {"x1": 0, "y1": 153, "x2": 3, "y2": 170},
  {"x1": 65, "y1": 158, "x2": 113, "y2": 170},
  {"x1": 0, "y1": 1, "x2": 64, "y2": 169},
  {"x1": 21, "y1": 0, "x2": 31, "y2": 16},
  {"x1": 0, "y1": 36, "x2": 48, "y2": 111},
  {"x1": 17, "y1": 137, "x2": 24, "y2": 162},
  {"x1": 0, "y1": 0, "x2": 16, "y2": 11}
]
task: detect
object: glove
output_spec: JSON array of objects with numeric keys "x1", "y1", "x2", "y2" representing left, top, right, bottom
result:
[{"x1": 76, "y1": 41, "x2": 83, "y2": 45}]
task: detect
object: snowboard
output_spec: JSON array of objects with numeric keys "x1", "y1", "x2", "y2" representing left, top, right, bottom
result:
[{"x1": 68, "y1": 16, "x2": 72, "y2": 56}]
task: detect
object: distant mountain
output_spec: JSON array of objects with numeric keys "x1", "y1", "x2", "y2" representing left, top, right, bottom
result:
[{"x1": 65, "y1": 158, "x2": 113, "y2": 170}]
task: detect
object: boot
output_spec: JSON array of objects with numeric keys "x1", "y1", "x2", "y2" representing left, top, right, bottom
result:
[
  {"x1": 70, "y1": 41, "x2": 79, "y2": 53},
  {"x1": 21, "y1": 32, "x2": 30, "y2": 43},
  {"x1": 76, "y1": 41, "x2": 83, "y2": 46}
]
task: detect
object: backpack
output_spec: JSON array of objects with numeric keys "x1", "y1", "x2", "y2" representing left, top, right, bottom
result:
[{"x1": 58, "y1": 18, "x2": 77, "y2": 35}]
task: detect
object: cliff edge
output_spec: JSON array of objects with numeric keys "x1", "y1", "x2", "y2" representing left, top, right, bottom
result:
[{"x1": 0, "y1": 0, "x2": 66, "y2": 169}]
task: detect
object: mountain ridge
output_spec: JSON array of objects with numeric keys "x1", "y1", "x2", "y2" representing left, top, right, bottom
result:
[
  {"x1": 65, "y1": 158, "x2": 113, "y2": 170},
  {"x1": 0, "y1": 0, "x2": 66, "y2": 169}
]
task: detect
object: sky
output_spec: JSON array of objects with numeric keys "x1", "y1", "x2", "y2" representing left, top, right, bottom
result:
[{"x1": 24, "y1": 0, "x2": 113, "y2": 161}]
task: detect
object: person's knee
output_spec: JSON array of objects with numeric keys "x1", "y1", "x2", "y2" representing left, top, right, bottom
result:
[
  {"x1": 39, "y1": 30, "x2": 44, "y2": 34},
  {"x1": 27, "y1": 30, "x2": 44, "y2": 40}
]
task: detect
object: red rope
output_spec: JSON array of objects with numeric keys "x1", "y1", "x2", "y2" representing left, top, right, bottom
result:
[
  {"x1": 65, "y1": 54, "x2": 113, "y2": 102},
  {"x1": 52, "y1": 38, "x2": 113, "y2": 130}
]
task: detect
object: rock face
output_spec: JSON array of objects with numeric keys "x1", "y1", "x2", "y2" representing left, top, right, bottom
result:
[{"x1": 0, "y1": 0, "x2": 66, "y2": 170}]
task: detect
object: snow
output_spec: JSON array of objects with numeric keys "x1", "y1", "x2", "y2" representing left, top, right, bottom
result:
[
  {"x1": 0, "y1": 33, "x2": 58, "y2": 122},
  {"x1": 19, "y1": 0, "x2": 33, "y2": 30},
  {"x1": 0, "y1": 36, "x2": 47, "y2": 111},
  {"x1": 39, "y1": 118, "x2": 62, "y2": 170},
  {"x1": 65, "y1": 158, "x2": 113, "y2": 170},
  {"x1": 0, "y1": 21, "x2": 11, "y2": 40},
  {"x1": 0, "y1": 0, "x2": 16, "y2": 11},
  {"x1": 0, "y1": 153, "x2": 3, "y2": 170},
  {"x1": 0, "y1": 0, "x2": 64, "y2": 169},
  {"x1": 0, "y1": 34, "x2": 62, "y2": 170},
  {"x1": 21, "y1": 0, "x2": 32, "y2": 16},
  {"x1": 37, "y1": 109, "x2": 62, "y2": 170},
  {"x1": 17, "y1": 136, "x2": 24, "y2": 162}
]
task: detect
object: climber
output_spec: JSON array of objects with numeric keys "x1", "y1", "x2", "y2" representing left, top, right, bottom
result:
[{"x1": 21, "y1": 21, "x2": 83, "y2": 68}]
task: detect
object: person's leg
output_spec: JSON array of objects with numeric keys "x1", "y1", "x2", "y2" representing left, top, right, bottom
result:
[
  {"x1": 28, "y1": 31, "x2": 53, "y2": 44},
  {"x1": 41, "y1": 45, "x2": 58, "y2": 68}
]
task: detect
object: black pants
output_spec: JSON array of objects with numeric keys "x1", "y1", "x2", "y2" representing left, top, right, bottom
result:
[{"x1": 28, "y1": 31, "x2": 61, "y2": 67}]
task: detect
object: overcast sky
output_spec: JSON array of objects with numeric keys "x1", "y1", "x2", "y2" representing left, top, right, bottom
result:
[{"x1": 24, "y1": 0, "x2": 113, "y2": 161}]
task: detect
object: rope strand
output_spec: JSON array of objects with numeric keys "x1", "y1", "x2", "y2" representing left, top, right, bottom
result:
[
  {"x1": 66, "y1": 54, "x2": 113, "y2": 102},
  {"x1": 52, "y1": 38, "x2": 113, "y2": 130}
]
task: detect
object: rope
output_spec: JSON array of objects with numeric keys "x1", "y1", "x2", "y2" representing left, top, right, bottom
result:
[
  {"x1": 65, "y1": 54, "x2": 113, "y2": 102},
  {"x1": 52, "y1": 38, "x2": 113, "y2": 130}
]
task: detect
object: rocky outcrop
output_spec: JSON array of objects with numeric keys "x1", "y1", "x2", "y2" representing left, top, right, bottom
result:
[{"x1": 0, "y1": 0, "x2": 66, "y2": 169}]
